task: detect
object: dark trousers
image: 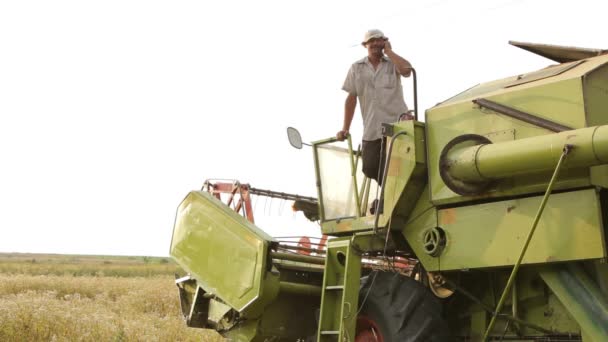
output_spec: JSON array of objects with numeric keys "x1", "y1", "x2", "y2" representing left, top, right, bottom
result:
[{"x1": 361, "y1": 138, "x2": 386, "y2": 185}]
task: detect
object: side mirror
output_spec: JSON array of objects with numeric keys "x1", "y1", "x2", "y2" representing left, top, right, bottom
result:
[{"x1": 287, "y1": 127, "x2": 308, "y2": 149}]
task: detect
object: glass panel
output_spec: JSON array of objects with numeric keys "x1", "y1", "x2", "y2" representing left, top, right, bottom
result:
[{"x1": 316, "y1": 142, "x2": 378, "y2": 221}]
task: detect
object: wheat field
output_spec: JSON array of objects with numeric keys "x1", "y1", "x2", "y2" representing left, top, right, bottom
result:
[{"x1": 0, "y1": 253, "x2": 224, "y2": 341}]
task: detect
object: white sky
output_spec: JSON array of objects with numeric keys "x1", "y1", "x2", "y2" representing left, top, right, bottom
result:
[{"x1": 1, "y1": 0, "x2": 605, "y2": 256}]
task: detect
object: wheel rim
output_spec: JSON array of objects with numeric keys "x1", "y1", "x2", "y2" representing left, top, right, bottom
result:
[{"x1": 355, "y1": 315, "x2": 384, "y2": 342}]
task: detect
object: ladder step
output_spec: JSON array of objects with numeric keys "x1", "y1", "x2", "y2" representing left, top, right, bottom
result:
[
  {"x1": 325, "y1": 285, "x2": 344, "y2": 290},
  {"x1": 320, "y1": 331, "x2": 340, "y2": 335}
]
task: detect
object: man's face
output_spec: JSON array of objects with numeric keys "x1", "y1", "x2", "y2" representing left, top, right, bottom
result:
[{"x1": 365, "y1": 38, "x2": 385, "y2": 57}]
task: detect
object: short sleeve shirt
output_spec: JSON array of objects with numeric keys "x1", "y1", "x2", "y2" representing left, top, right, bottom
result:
[{"x1": 342, "y1": 56, "x2": 408, "y2": 141}]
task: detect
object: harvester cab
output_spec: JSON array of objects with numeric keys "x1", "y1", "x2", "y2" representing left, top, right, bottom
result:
[
  {"x1": 171, "y1": 41, "x2": 608, "y2": 342},
  {"x1": 308, "y1": 119, "x2": 426, "y2": 236}
]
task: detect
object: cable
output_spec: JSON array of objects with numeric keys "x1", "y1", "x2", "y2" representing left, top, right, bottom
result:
[{"x1": 355, "y1": 271, "x2": 379, "y2": 317}]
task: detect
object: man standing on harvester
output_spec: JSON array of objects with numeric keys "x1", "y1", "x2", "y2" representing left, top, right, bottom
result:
[{"x1": 337, "y1": 29, "x2": 414, "y2": 185}]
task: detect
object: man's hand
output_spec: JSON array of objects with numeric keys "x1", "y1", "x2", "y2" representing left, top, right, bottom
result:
[
  {"x1": 382, "y1": 39, "x2": 412, "y2": 77},
  {"x1": 336, "y1": 130, "x2": 349, "y2": 141},
  {"x1": 383, "y1": 39, "x2": 392, "y2": 55}
]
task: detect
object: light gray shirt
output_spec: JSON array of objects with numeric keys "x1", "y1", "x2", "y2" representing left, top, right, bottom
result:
[{"x1": 342, "y1": 56, "x2": 408, "y2": 141}]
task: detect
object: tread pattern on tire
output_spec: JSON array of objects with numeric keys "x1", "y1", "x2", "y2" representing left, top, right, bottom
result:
[{"x1": 358, "y1": 271, "x2": 452, "y2": 342}]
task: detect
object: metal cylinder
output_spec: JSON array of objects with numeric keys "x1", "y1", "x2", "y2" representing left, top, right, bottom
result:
[
  {"x1": 445, "y1": 125, "x2": 608, "y2": 183},
  {"x1": 270, "y1": 251, "x2": 326, "y2": 265},
  {"x1": 279, "y1": 281, "x2": 322, "y2": 296}
]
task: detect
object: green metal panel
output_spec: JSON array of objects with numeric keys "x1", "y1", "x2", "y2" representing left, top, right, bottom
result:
[
  {"x1": 255, "y1": 293, "x2": 319, "y2": 340},
  {"x1": 583, "y1": 63, "x2": 608, "y2": 189},
  {"x1": 488, "y1": 77, "x2": 587, "y2": 129},
  {"x1": 411, "y1": 189, "x2": 605, "y2": 271},
  {"x1": 317, "y1": 237, "x2": 361, "y2": 341},
  {"x1": 382, "y1": 121, "x2": 427, "y2": 225},
  {"x1": 584, "y1": 63, "x2": 608, "y2": 127},
  {"x1": 590, "y1": 165, "x2": 608, "y2": 188},
  {"x1": 170, "y1": 191, "x2": 278, "y2": 315},
  {"x1": 440, "y1": 54, "x2": 608, "y2": 108},
  {"x1": 321, "y1": 216, "x2": 376, "y2": 235},
  {"x1": 207, "y1": 298, "x2": 232, "y2": 329},
  {"x1": 505, "y1": 60, "x2": 584, "y2": 88},
  {"x1": 400, "y1": 186, "x2": 440, "y2": 271}
]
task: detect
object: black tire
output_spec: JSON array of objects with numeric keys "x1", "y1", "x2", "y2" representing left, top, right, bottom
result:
[{"x1": 357, "y1": 271, "x2": 451, "y2": 342}]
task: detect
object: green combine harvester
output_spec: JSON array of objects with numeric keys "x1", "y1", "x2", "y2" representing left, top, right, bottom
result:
[{"x1": 170, "y1": 41, "x2": 608, "y2": 341}]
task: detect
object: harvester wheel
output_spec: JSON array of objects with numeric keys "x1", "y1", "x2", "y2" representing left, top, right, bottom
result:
[{"x1": 356, "y1": 271, "x2": 451, "y2": 342}]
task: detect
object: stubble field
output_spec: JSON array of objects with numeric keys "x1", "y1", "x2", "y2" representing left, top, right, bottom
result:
[{"x1": 0, "y1": 253, "x2": 223, "y2": 341}]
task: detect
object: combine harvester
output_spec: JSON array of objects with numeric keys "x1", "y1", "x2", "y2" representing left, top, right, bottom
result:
[{"x1": 170, "y1": 41, "x2": 608, "y2": 341}]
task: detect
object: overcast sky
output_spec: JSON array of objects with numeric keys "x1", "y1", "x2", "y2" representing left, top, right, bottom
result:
[{"x1": 1, "y1": 0, "x2": 605, "y2": 256}]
